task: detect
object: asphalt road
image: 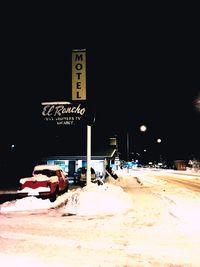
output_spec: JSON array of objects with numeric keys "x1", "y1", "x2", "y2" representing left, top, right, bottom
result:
[{"x1": 140, "y1": 169, "x2": 200, "y2": 192}]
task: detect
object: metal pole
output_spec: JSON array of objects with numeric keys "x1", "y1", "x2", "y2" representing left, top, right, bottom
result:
[
  {"x1": 87, "y1": 125, "x2": 91, "y2": 185},
  {"x1": 127, "y1": 132, "x2": 129, "y2": 162}
]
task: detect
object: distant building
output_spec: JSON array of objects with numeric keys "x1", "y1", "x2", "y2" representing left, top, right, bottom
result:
[
  {"x1": 38, "y1": 147, "x2": 117, "y2": 179},
  {"x1": 174, "y1": 160, "x2": 188, "y2": 170},
  {"x1": 174, "y1": 158, "x2": 200, "y2": 172},
  {"x1": 188, "y1": 159, "x2": 200, "y2": 172}
]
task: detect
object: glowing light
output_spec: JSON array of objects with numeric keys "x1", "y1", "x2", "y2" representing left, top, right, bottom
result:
[
  {"x1": 157, "y1": 138, "x2": 162, "y2": 143},
  {"x1": 194, "y1": 94, "x2": 200, "y2": 112},
  {"x1": 140, "y1": 125, "x2": 147, "y2": 132}
]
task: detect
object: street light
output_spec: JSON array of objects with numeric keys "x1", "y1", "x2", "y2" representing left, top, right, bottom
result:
[
  {"x1": 156, "y1": 138, "x2": 163, "y2": 166},
  {"x1": 140, "y1": 125, "x2": 147, "y2": 132},
  {"x1": 126, "y1": 124, "x2": 147, "y2": 163}
]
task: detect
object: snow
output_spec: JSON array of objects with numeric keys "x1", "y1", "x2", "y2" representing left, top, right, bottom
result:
[
  {"x1": 63, "y1": 182, "x2": 133, "y2": 216},
  {"x1": 1, "y1": 179, "x2": 133, "y2": 215},
  {"x1": 33, "y1": 164, "x2": 63, "y2": 171},
  {"x1": 1, "y1": 168, "x2": 199, "y2": 218},
  {"x1": 1, "y1": 168, "x2": 200, "y2": 266},
  {"x1": 17, "y1": 186, "x2": 51, "y2": 196},
  {"x1": 19, "y1": 175, "x2": 51, "y2": 184},
  {"x1": 0, "y1": 196, "x2": 52, "y2": 212}
]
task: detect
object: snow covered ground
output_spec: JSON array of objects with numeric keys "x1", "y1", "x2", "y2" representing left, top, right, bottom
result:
[
  {"x1": 0, "y1": 181, "x2": 133, "y2": 215},
  {"x1": 1, "y1": 168, "x2": 200, "y2": 266}
]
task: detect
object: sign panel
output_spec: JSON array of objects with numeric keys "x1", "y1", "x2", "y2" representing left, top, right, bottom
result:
[
  {"x1": 41, "y1": 101, "x2": 87, "y2": 126},
  {"x1": 72, "y1": 49, "x2": 86, "y2": 100}
]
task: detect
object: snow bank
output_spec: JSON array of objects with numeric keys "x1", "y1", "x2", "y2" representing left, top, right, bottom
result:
[
  {"x1": 0, "y1": 179, "x2": 133, "y2": 216},
  {"x1": 0, "y1": 196, "x2": 52, "y2": 212},
  {"x1": 63, "y1": 182, "x2": 133, "y2": 216}
]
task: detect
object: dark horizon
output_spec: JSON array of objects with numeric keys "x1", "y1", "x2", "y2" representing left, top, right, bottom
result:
[
  {"x1": 0, "y1": 3, "x2": 199, "y2": 176},
  {"x1": 1, "y1": 46, "x2": 199, "y2": 165}
]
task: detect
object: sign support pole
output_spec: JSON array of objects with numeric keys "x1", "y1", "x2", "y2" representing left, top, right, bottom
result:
[{"x1": 86, "y1": 124, "x2": 91, "y2": 185}]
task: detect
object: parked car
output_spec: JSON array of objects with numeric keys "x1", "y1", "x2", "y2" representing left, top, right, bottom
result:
[
  {"x1": 73, "y1": 167, "x2": 96, "y2": 185},
  {"x1": 17, "y1": 164, "x2": 69, "y2": 202}
]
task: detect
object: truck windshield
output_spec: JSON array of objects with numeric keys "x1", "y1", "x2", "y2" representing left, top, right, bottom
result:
[{"x1": 33, "y1": 169, "x2": 57, "y2": 177}]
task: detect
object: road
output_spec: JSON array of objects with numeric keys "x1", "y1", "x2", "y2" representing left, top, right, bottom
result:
[
  {"x1": 0, "y1": 169, "x2": 200, "y2": 266},
  {"x1": 135, "y1": 169, "x2": 200, "y2": 192}
]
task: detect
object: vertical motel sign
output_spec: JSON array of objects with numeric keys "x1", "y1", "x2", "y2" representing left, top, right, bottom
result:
[
  {"x1": 41, "y1": 49, "x2": 87, "y2": 126},
  {"x1": 72, "y1": 49, "x2": 87, "y2": 101},
  {"x1": 72, "y1": 49, "x2": 92, "y2": 185}
]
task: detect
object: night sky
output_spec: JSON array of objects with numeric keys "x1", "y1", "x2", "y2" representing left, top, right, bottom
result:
[{"x1": 0, "y1": 3, "x2": 199, "y2": 169}]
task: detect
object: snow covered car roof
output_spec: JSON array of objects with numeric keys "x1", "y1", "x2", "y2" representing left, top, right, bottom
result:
[{"x1": 33, "y1": 165, "x2": 63, "y2": 171}]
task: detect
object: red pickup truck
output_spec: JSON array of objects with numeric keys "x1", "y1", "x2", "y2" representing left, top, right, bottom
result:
[{"x1": 17, "y1": 164, "x2": 69, "y2": 202}]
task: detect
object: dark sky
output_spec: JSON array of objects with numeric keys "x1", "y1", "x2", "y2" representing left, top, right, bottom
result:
[{"x1": 0, "y1": 3, "x2": 199, "y2": 164}]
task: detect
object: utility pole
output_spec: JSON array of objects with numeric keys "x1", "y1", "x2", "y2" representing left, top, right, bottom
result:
[{"x1": 126, "y1": 132, "x2": 130, "y2": 173}]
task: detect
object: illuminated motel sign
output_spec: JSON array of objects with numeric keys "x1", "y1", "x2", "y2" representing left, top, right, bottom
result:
[
  {"x1": 72, "y1": 49, "x2": 86, "y2": 101},
  {"x1": 41, "y1": 49, "x2": 92, "y2": 184},
  {"x1": 41, "y1": 49, "x2": 87, "y2": 126},
  {"x1": 41, "y1": 101, "x2": 87, "y2": 126}
]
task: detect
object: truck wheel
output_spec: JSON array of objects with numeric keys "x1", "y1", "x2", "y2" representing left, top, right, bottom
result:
[
  {"x1": 50, "y1": 188, "x2": 59, "y2": 202},
  {"x1": 64, "y1": 183, "x2": 69, "y2": 193}
]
